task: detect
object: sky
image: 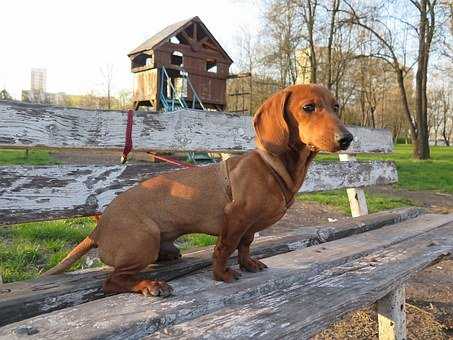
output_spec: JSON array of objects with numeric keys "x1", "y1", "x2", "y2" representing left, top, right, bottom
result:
[{"x1": 0, "y1": 0, "x2": 260, "y2": 99}]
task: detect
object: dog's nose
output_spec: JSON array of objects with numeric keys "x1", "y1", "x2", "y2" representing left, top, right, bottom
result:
[{"x1": 336, "y1": 132, "x2": 354, "y2": 150}]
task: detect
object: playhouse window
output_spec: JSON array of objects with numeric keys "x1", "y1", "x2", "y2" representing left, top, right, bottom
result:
[
  {"x1": 171, "y1": 51, "x2": 183, "y2": 67},
  {"x1": 170, "y1": 36, "x2": 180, "y2": 44},
  {"x1": 132, "y1": 54, "x2": 152, "y2": 68},
  {"x1": 206, "y1": 59, "x2": 217, "y2": 73}
]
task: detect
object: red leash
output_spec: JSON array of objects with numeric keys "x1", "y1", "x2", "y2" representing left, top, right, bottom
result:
[
  {"x1": 120, "y1": 109, "x2": 196, "y2": 168},
  {"x1": 147, "y1": 151, "x2": 196, "y2": 168},
  {"x1": 121, "y1": 109, "x2": 134, "y2": 164}
]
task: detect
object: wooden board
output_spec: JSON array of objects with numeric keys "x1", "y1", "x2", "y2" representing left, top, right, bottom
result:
[
  {"x1": 0, "y1": 101, "x2": 393, "y2": 153},
  {"x1": 1, "y1": 213, "x2": 451, "y2": 339},
  {"x1": 149, "y1": 224, "x2": 453, "y2": 340},
  {"x1": 0, "y1": 163, "x2": 175, "y2": 225},
  {"x1": 0, "y1": 160, "x2": 397, "y2": 226},
  {"x1": 0, "y1": 207, "x2": 421, "y2": 326}
]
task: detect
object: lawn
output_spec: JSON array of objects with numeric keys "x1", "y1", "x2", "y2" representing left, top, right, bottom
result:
[
  {"x1": 1, "y1": 145, "x2": 451, "y2": 283},
  {"x1": 0, "y1": 218, "x2": 98, "y2": 283},
  {"x1": 0, "y1": 148, "x2": 58, "y2": 165},
  {"x1": 298, "y1": 190, "x2": 413, "y2": 215}
]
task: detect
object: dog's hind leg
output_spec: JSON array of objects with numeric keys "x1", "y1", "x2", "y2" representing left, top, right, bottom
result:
[
  {"x1": 100, "y1": 220, "x2": 173, "y2": 297},
  {"x1": 157, "y1": 241, "x2": 181, "y2": 262},
  {"x1": 103, "y1": 265, "x2": 173, "y2": 297}
]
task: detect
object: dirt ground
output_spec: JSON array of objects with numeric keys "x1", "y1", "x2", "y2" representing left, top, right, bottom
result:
[{"x1": 52, "y1": 149, "x2": 453, "y2": 339}]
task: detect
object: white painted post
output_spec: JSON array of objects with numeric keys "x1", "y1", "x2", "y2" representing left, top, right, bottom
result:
[
  {"x1": 377, "y1": 285, "x2": 407, "y2": 340},
  {"x1": 338, "y1": 153, "x2": 369, "y2": 217},
  {"x1": 220, "y1": 153, "x2": 233, "y2": 161}
]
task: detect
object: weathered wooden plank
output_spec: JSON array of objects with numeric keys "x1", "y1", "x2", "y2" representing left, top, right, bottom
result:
[
  {"x1": 0, "y1": 100, "x2": 393, "y2": 153},
  {"x1": 0, "y1": 160, "x2": 397, "y2": 226},
  {"x1": 0, "y1": 207, "x2": 422, "y2": 327},
  {"x1": 0, "y1": 163, "x2": 176, "y2": 225},
  {"x1": 1, "y1": 213, "x2": 450, "y2": 339},
  {"x1": 149, "y1": 225, "x2": 453, "y2": 340},
  {"x1": 377, "y1": 285, "x2": 407, "y2": 340}
]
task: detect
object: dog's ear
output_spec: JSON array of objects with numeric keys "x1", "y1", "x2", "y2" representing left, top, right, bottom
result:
[{"x1": 253, "y1": 90, "x2": 291, "y2": 155}]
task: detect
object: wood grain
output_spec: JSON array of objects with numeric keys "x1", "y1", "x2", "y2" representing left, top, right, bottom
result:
[
  {"x1": 0, "y1": 160, "x2": 397, "y2": 226},
  {"x1": 0, "y1": 207, "x2": 421, "y2": 327},
  {"x1": 0, "y1": 100, "x2": 393, "y2": 153},
  {"x1": 1, "y1": 212, "x2": 450, "y2": 339},
  {"x1": 149, "y1": 224, "x2": 452, "y2": 340}
]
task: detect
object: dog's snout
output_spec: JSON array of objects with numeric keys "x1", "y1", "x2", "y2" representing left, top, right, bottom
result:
[{"x1": 336, "y1": 132, "x2": 354, "y2": 150}]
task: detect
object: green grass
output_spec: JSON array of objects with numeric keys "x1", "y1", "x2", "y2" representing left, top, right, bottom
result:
[
  {"x1": 0, "y1": 218, "x2": 97, "y2": 283},
  {"x1": 0, "y1": 148, "x2": 58, "y2": 165},
  {"x1": 298, "y1": 190, "x2": 413, "y2": 215},
  {"x1": 177, "y1": 234, "x2": 218, "y2": 251}
]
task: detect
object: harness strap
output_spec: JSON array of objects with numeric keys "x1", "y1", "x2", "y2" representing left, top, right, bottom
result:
[
  {"x1": 255, "y1": 149, "x2": 295, "y2": 208},
  {"x1": 219, "y1": 159, "x2": 233, "y2": 201}
]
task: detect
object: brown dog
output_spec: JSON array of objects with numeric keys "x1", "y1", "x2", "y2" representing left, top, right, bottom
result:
[{"x1": 44, "y1": 84, "x2": 353, "y2": 297}]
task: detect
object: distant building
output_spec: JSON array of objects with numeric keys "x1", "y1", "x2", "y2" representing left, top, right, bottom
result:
[
  {"x1": 31, "y1": 68, "x2": 47, "y2": 92},
  {"x1": 22, "y1": 68, "x2": 68, "y2": 105}
]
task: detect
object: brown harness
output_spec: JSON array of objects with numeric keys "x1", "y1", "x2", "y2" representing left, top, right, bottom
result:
[
  {"x1": 219, "y1": 159, "x2": 233, "y2": 201},
  {"x1": 219, "y1": 152, "x2": 295, "y2": 209},
  {"x1": 255, "y1": 149, "x2": 295, "y2": 209}
]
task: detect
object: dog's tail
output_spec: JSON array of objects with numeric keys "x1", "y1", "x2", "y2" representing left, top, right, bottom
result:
[{"x1": 42, "y1": 235, "x2": 96, "y2": 276}]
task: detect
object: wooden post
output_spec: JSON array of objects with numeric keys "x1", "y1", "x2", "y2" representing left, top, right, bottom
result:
[
  {"x1": 338, "y1": 153, "x2": 368, "y2": 217},
  {"x1": 377, "y1": 285, "x2": 407, "y2": 340},
  {"x1": 220, "y1": 153, "x2": 233, "y2": 161}
]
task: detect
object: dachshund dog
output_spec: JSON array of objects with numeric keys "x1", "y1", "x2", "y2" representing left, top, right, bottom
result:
[{"x1": 44, "y1": 84, "x2": 353, "y2": 297}]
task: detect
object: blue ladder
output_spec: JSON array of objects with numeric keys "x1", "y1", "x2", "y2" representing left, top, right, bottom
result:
[
  {"x1": 159, "y1": 66, "x2": 214, "y2": 164},
  {"x1": 159, "y1": 66, "x2": 206, "y2": 111}
]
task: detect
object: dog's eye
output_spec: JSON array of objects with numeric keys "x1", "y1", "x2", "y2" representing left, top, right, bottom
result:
[
  {"x1": 333, "y1": 104, "x2": 340, "y2": 113},
  {"x1": 302, "y1": 103, "x2": 316, "y2": 113}
]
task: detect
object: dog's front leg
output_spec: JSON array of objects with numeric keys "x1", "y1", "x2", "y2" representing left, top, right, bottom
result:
[
  {"x1": 212, "y1": 203, "x2": 250, "y2": 283},
  {"x1": 238, "y1": 231, "x2": 267, "y2": 272}
]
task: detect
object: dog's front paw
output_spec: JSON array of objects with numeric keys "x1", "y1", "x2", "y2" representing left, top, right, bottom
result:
[
  {"x1": 213, "y1": 267, "x2": 242, "y2": 283},
  {"x1": 239, "y1": 257, "x2": 268, "y2": 272}
]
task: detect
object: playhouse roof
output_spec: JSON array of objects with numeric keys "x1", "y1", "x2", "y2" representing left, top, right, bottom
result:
[{"x1": 128, "y1": 16, "x2": 233, "y2": 63}]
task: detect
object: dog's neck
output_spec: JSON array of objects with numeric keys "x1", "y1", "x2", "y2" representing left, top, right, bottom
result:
[{"x1": 256, "y1": 145, "x2": 317, "y2": 199}]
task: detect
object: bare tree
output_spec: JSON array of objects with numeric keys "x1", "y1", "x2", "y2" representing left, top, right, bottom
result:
[
  {"x1": 261, "y1": 0, "x2": 300, "y2": 86},
  {"x1": 296, "y1": 0, "x2": 319, "y2": 83},
  {"x1": 341, "y1": 0, "x2": 444, "y2": 159},
  {"x1": 100, "y1": 64, "x2": 114, "y2": 110},
  {"x1": 325, "y1": 0, "x2": 341, "y2": 89}
]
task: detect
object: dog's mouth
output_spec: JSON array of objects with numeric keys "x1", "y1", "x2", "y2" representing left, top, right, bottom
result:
[{"x1": 307, "y1": 143, "x2": 319, "y2": 152}]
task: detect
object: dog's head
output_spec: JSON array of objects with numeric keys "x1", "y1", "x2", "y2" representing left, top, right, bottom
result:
[{"x1": 253, "y1": 84, "x2": 353, "y2": 154}]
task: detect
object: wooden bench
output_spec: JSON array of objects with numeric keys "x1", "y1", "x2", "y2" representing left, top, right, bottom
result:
[{"x1": 0, "y1": 100, "x2": 451, "y2": 339}]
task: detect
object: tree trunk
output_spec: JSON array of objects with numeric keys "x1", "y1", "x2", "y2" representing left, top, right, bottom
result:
[
  {"x1": 326, "y1": 0, "x2": 340, "y2": 89},
  {"x1": 414, "y1": 0, "x2": 431, "y2": 159},
  {"x1": 395, "y1": 67, "x2": 418, "y2": 148}
]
